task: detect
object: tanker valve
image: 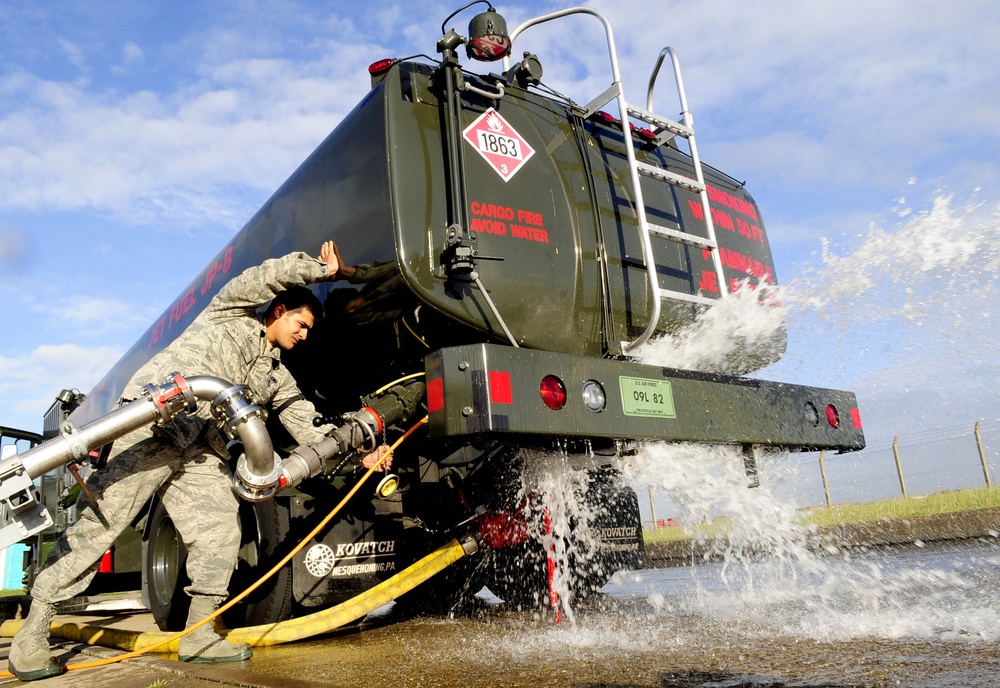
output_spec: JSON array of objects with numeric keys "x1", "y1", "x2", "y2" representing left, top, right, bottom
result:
[{"x1": 279, "y1": 406, "x2": 401, "y2": 499}]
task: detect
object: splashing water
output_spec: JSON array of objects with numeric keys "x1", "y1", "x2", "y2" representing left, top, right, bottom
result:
[
  {"x1": 604, "y1": 192, "x2": 1000, "y2": 643},
  {"x1": 505, "y1": 450, "x2": 616, "y2": 625},
  {"x1": 621, "y1": 443, "x2": 1000, "y2": 643},
  {"x1": 796, "y1": 193, "x2": 1000, "y2": 328},
  {"x1": 634, "y1": 192, "x2": 1000, "y2": 378},
  {"x1": 495, "y1": 192, "x2": 1000, "y2": 649}
]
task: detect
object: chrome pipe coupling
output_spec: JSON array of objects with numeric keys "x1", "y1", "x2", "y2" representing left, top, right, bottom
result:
[
  {"x1": 141, "y1": 372, "x2": 197, "y2": 424},
  {"x1": 233, "y1": 453, "x2": 283, "y2": 502},
  {"x1": 210, "y1": 384, "x2": 265, "y2": 438}
]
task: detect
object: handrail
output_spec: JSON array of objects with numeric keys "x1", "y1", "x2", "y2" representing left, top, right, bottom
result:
[{"x1": 502, "y1": 7, "x2": 663, "y2": 354}]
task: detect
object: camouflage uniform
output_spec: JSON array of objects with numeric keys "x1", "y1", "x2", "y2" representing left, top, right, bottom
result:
[{"x1": 30, "y1": 252, "x2": 334, "y2": 606}]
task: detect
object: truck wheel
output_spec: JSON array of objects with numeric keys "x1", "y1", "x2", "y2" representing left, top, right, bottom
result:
[
  {"x1": 144, "y1": 498, "x2": 293, "y2": 631},
  {"x1": 485, "y1": 541, "x2": 612, "y2": 609},
  {"x1": 145, "y1": 500, "x2": 191, "y2": 631},
  {"x1": 222, "y1": 498, "x2": 293, "y2": 629},
  {"x1": 485, "y1": 542, "x2": 548, "y2": 609}
]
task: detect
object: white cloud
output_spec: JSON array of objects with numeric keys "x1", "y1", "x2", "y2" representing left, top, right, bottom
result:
[
  {"x1": 0, "y1": 344, "x2": 123, "y2": 433},
  {"x1": 122, "y1": 41, "x2": 143, "y2": 64},
  {"x1": 0, "y1": 20, "x2": 377, "y2": 229},
  {"x1": 48, "y1": 295, "x2": 150, "y2": 327},
  {"x1": 57, "y1": 37, "x2": 87, "y2": 72},
  {"x1": 1, "y1": 0, "x2": 995, "y2": 235}
]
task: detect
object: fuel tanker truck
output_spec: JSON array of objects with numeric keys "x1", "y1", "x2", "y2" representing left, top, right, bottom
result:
[{"x1": 0, "y1": 6, "x2": 864, "y2": 632}]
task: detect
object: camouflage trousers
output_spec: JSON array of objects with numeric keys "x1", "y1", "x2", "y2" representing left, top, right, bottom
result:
[{"x1": 30, "y1": 425, "x2": 241, "y2": 605}]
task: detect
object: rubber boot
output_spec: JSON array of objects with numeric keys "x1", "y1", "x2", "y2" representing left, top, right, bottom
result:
[
  {"x1": 177, "y1": 596, "x2": 253, "y2": 663},
  {"x1": 7, "y1": 600, "x2": 65, "y2": 681}
]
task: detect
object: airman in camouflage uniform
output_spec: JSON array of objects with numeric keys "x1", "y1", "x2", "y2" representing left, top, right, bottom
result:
[{"x1": 10, "y1": 242, "x2": 387, "y2": 681}]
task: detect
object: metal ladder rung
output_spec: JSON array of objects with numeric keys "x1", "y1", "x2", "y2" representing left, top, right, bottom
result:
[
  {"x1": 647, "y1": 222, "x2": 716, "y2": 251},
  {"x1": 660, "y1": 290, "x2": 718, "y2": 308},
  {"x1": 626, "y1": 103, "x2": 692, "y2": 139},
  {"x1": 636, "y1": 161, "x2": 705, "y2": 193}
]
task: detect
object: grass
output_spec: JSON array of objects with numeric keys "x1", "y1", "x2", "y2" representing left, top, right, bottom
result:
[
  {"x1": 644, "y1": 486, "x2": 1000, "y2": 543},
  {"x1": 801, "y1": 487, "x2": 1000, "y2": 527}
]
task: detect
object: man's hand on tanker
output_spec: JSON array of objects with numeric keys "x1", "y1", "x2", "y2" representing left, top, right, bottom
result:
[
  {"x1": 318, "y1": 240, "x2": 340, "y2": 278},
  {"x1": 325, "y1": 240, "x2": 358, "y2": 282},
  {"x1": 360, "y1": 444, "x2": 392, "y2": 472}
]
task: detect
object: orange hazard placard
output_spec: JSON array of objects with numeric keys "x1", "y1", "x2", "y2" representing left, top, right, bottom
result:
[{"x1": 463, "y1": 108, "x2": 535, "y2": 182}]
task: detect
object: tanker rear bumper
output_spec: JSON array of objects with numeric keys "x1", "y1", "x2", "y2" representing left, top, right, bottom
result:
[{"x1": 425, "y1": 344, "x2": 864, "y2": 452}]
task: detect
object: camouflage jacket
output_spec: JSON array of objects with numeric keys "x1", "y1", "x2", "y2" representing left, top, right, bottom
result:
[{"x1": 124, "y1": 252, "x2": 334, "y2": 454}]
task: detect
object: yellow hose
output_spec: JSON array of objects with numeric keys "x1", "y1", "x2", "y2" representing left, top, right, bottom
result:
[
  {"x1": 0, "y1": 417, "x2": 459, "y2": 675},
  {"x1": 372, "y1": 371, "x2": 425, "y2": 396},
  {"x1": 0, "y1": 536, "x2": 471, "y2": 653}
]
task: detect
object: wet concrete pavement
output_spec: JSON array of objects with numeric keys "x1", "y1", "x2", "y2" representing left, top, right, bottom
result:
[{"x1": 3, "y1": 598, "x2": 1000, "y2": 687}]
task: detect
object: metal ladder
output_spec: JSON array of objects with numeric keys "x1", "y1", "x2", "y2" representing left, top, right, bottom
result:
[
  {"x1": 503, "y1": 10, "x2": 727, "y2": 353},
  {"x1": 618, "y1": 47, "x2": 727, "y2": 352}
]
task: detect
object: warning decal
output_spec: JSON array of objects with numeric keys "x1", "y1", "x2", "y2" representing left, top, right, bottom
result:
[{"x1": 463, "y1": 108, "x2": 535, "y2": 182}]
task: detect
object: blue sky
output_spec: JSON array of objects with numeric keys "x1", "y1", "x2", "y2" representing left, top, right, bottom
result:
[{"x1": 1, "y1": 0, "x2": 998, "y2": 505}]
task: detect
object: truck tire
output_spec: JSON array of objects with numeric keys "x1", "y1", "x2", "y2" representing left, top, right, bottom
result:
[
  {"x1": 144, "y1": 498, "x2": 293, "y2": 631},
  {"x1": 486, "y1": 468, "x2": 642, "y2": 608},
  {"x1": 145, "y1": 499, "x2": 191, "y2": 631},
  {"x1": 486, "y1": 540, "x2": 612, "y2": 609}
]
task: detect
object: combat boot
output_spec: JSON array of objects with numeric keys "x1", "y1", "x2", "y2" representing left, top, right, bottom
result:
[
  {"x1": 7, "y1": 599, "x2": 64, "y2": 681},
  {"x1": 178, "y1": 596, "x2": 253, "y2": 663}
]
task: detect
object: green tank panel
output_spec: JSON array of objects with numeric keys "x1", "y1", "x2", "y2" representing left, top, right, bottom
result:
[
  {"x1": 388, "y1": 63, "x2": 605, "y2": 356},
  {"x1": 385, "y1": 61, "x2": 783, "y2": 367}
]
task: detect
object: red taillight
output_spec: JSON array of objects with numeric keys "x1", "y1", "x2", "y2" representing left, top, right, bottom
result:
[
  {"x1": 540, "y1": 375, "x2": 566, "y2": 410},
  {"x1": 637, "y1": 127, "x2": 656, "y2": 141},
  {"x1": 594, "y1": 111, "x2": 615, "y2": 124},
  {"x1": 826, "y1": 404, "x2": 840, "y2": 428},
  {"x1": 98, "y1": 548, "x2": 113, "y2": 574},
  {"x1": 368, "y1": 59, "x2": 396, "y2": 77}
]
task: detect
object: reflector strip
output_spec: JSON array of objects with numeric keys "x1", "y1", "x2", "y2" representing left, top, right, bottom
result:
[
  {"x1": 98, "y1": 549, "x2": 113, "y2": 574},
  {"x1": 427, "y1": 377, "x2": 444, "y2": 414},
  {"x1": 489, "y1": 371, "x2": 513, "y2": 404},
  {"x1": 850, "y1": 407, "x2": 862, "y2": 429}
]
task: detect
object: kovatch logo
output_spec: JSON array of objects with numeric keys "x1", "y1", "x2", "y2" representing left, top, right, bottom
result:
[
  {"x1": 303, "y1": 540, "x2": 399, "y2": 578},
  {"x1": 463, "y1": 108, "x2": 535, "y2": 182}
]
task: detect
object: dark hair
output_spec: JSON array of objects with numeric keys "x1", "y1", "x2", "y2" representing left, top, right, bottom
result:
[{"x1": 267, "y1": 286, "x2": 323, "y2": 320}]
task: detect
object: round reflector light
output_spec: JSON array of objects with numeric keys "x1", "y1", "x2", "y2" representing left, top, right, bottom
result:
[
  {"x1": 582, "y1": 380, "x2": 606, "y2": 412},
  {"x1": 540, "y1": 375, "x2": 567, "y2": 410},
  {"x1": 826, "y1": 404, "x2": 840, "y2": 428}
]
